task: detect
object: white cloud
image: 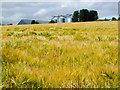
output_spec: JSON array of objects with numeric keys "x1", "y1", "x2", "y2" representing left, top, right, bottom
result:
[
  {"x1": 34, "y1": 9, "x2": 46, "y2": 16},
  {"x1": 2, "y1": 13, "x2": 25, "y2": 24}
]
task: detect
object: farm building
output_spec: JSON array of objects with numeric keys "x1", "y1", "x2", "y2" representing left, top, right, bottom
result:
[
  {"x1": 18, "y1": 19, "x2": 49, "y2": 25},
  {"x1": 51, "y1": 14, "x2": 73, "y2": 23}
]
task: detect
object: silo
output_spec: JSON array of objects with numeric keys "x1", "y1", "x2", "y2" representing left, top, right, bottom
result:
[
  {"x1": 66, "y1": 14, "x2": 72, "y2": 23},
  {"x1": 67, "y1": 17, "x2": 72, "y2": 23},
  {"x1": 58, "y1": 15, "x2": 65, "y2": 23}
]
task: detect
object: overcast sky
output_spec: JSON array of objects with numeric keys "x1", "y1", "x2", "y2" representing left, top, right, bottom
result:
[{"x1": 1, "y1": 2, "x2": 118, "y2": 25}]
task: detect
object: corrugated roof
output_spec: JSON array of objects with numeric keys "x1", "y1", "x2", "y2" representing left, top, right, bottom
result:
[{"x1": 18, "y1": 19, "x2": 49, "y2": 25}]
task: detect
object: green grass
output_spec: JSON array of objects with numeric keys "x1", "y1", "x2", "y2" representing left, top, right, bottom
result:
[{"x1": 1, "y1": 21, "x2": 118, "y2": 88}]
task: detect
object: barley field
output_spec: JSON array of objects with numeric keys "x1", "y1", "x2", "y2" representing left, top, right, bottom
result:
[{"x1": 1, "y1": 21, "x2": 118, "y2": 88}]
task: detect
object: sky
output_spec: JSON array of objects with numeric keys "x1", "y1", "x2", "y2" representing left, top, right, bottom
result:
[{"x1": 1, "y1": 1, "x2": 119, "y2": 25}]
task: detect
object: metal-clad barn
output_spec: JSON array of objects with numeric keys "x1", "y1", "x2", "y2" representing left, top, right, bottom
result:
[{"x1": 18, "y1": 19, "x2": 49, "y2": 25}]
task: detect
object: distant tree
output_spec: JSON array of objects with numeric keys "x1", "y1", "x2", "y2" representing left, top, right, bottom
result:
[
  {"x1": 72, "y1": 11, "x2": 79, "y2": 22},
  {"x1": 112, "y1": 17, "x2": 116, "y2": 21},
  {"x1": 79, "y1": 9, "x2": 89, "y2": 22},
  {"x1": 7, "y1": 24, "x2": 13, "y2": 25},
  {"x1": 104, "y1": 18, "x2": 109, "y2": 21},
  {"x1": 1, "y1": 24, "x2": 5, "y2": 26},
  {"x1": 31, "y1": 20, "x2": 36, "y2": 24},
  {"x1": 35, "y1": 21, "x2": 39, "y2": 24},
  {"x1": 89, "y1": 10, "x2": 98, "y2": 21},
  {"x1": 49, "y1": 20, "x2": 55, "y2": 23},
  {"x1": 79, "y1": 9, "x2": 98, "y2": 22}
]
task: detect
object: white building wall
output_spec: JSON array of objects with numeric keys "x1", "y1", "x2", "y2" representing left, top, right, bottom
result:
[
  {"x1": 52, "y1": 14, "x2": 72, "y2": 23},
  {"x1": 67, "y1": 18, "x2": 72, "y2": 23},
  {"x1": 65, "y1": 18, "x2": 68, "y2": 23}
]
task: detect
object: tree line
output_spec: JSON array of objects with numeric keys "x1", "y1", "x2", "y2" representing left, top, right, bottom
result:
[{"x1": 72, "y1": 9, "x2": 98, "y2": 22}]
